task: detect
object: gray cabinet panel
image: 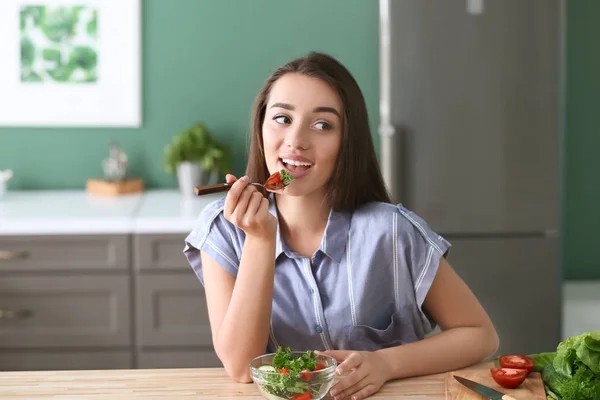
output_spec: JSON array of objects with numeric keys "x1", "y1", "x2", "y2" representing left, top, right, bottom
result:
[
  {"x1": 0, "y1": 235, "x2": 130, "y2": 271},
  {"x1": 0, "y1": 350, "x2": 132, "y2": 371},
  {"x1": 446, "y1": 236, "x2": 560, "y2": 355},
  {"x1": 0, "y1": 276, "x2": 131, "y2": 348},
  {"x1": 138, "y1": 349, "x2": 221, "y2": 369},
  {"x1": 135, "y1": 234, "x2": 188, "y2": 271},
  {"x1": 137, "y1": 274, "x2": 211, "y2": 347}
]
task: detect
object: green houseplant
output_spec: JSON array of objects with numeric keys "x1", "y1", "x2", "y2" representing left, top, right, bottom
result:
[{"x1": 163, "y1": 122, "x2": 232, "y2": 196}]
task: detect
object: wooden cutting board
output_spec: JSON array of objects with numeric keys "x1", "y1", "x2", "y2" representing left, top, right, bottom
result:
[{"x1": 445, "y1": 362, "x2": 546, "y2": 400}]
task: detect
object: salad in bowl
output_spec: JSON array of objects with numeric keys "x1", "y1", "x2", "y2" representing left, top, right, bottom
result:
[{"x1": 250, "y1": 347, "x2": 337, "y2": 400}]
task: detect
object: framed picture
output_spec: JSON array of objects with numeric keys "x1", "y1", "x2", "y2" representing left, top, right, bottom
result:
[{"x1": 0, "y1": 0, "x2": 141, "y2": 127}]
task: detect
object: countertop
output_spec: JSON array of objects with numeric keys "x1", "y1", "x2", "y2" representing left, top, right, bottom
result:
[
  {"x1": 0, "y1": 190, "x2": 224, "y2": 236},
  {"x1": 0, "y1": 367, "x2": 446, "y2": 400},
  {"x1": 133, "y1": 190, "x2": 223, "y2": 234}
]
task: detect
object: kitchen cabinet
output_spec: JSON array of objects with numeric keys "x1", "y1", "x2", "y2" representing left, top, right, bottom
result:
[
  {"x1": 134, "y1": 234, "x2": 221, "y2": 368},
  {"x1": 0, "y1": 235, "x2": 130, "y2": 272},
  {"x1": 0, "y1": 232, "x2": 133, "y2": 371},
  {"x1": 137, "y1": 349, "x2": 221, "y2": 369},
  {"x1": 0, "y1": 275, "x2": 131, "y2": 348},
  {"x1": 0, "y1": 190, "x2": 223, "y2": 371},
  {"x1": 0, "y1": 350, "x2": 132, "y2": 371}
]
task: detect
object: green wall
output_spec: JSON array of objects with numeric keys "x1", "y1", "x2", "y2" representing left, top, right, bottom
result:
[
  {"x1": 0, "y1": 0, "x2": 379, "y2": 190},
  {"x1": 563, "y1": 1, "x2": 600, "y2": 280}
]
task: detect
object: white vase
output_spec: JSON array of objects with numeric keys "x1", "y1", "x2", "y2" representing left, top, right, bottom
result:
[{"x1": 176, "y1": 162, "x2": 207, "y2": 197}]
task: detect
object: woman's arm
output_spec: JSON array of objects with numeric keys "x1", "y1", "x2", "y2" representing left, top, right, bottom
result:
[
  {"x1": 324, "y1": 257, "x2": 499, "y2": 400},
  {"x1": 201, "y1": 175, "x2": 278, "y2": 383},
  {"x1": 376, "y1": 256, "x2": 499, "y2": 380},
  {"x1": 202, "y1": 235, "x2": 276, "y2": 383}
]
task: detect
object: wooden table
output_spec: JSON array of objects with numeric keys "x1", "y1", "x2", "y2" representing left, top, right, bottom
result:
[{"x1": 0, "y1": 367, "x2": 447, "y2": 399}]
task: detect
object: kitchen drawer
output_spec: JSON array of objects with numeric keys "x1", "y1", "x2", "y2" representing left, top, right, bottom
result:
[
  {"x1": 0, "y1": 350, "x2": 132, "y2": 371},
  {"x1": 138, "y1": 349, "x2": 221, "y2": 369},
  {"x1": 134, "y1": 234, "x2": 188, "y2": 271},
  {"x1": 137, "y1": 274, "x2": 211, "y2": 347},
  {"x1": 0, "y1": 235, "x2": 130, "y2": 272},
  {"x1": 0, "y1": 276, "x2": 131, "y2": 348}
]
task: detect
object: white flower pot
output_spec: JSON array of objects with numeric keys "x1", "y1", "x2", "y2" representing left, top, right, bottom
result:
[{"x1": 176, "y1": 162, "x2": 207, "y2": 197}]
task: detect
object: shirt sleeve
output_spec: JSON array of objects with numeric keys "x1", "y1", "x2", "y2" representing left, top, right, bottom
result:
[
  {"x1": 183, "y1": 198, "x2": 241, "y2": 285},
  {"x1": 395, "y1": 204, "x2": 451, "y2": 332}
]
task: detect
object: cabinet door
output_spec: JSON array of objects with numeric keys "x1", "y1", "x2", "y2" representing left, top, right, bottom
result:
[
  {"x1": 0, "y1": 350, "x2": 132, "y2": 371},
  {"x1": 0, "y1": 276, "x2": 131, "y2": 347},
  {"x1": 134, "y1": 234, "x2": 189, "y2": 271},
  {"x1": 137, "y1": 274, "x2": 211, "y2": 347},
  {"x1": 0, "y1": 235, "x2": 130, "y2": 272},
  {"x1": 138, "y1": 349, "x2": 221, "y2": 369}
]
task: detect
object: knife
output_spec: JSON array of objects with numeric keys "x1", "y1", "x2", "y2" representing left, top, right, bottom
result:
[{"x1": 453, "y1": 375, "x2": 518, "y2": 400}]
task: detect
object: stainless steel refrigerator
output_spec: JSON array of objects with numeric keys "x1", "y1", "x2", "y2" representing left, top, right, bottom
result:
[{"x1": 378, "y1": 0, "x2": 563, "y2": 355}]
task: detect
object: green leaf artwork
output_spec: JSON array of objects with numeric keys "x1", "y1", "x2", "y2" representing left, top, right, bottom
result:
[{"x1": 20, "y1": 5, "x2": 98, "y2": 84}]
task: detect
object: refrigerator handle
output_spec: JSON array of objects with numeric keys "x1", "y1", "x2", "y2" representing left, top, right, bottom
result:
[
  {"x1": 544, "y1": 229, "x2": 560, "y2": 238},
  {"x1": 378, "y1": 0, "x2": 404, "y2": 204}
]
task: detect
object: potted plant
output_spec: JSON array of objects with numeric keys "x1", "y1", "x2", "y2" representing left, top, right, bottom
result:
[{"x1": 163, "y1": 122, "x2": 232, "y2": 196}]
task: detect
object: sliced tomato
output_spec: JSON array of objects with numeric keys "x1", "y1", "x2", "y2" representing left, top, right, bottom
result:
[
  {"x1": 313, "y1": 363, "x2": 326, "y2": 371},
  {"x1": 499, "y1": 355, "x2": 535, "y2": 374},
  {"x1": 290, "y1": 392, "x2": 311, "y2": 400},
  {"x1": 299, "y1": 369, "x2": 311, "y2": 382},
  {"x1": 265, "y1": 171, "x2": 284, "y2": 190},
  {"x1": 490, "y1": 367, "x2": 528, "y2": 389},
  {"x1": 278, "y1": 367, "x2": 289, "y2": 374}
]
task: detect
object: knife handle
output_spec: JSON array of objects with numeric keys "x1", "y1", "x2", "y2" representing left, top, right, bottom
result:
[{"x1": 502, "y1": 395, "x2": 517, "y2": 400}]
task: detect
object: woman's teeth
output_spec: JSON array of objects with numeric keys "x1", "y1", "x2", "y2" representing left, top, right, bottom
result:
[{"x1": 281, "y1": 158, "x2": 312, "y2": 167}]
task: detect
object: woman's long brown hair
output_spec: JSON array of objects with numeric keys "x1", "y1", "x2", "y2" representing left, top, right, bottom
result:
[{"x1": 246, "y1": 52, "x2": 391, "y2": 212}]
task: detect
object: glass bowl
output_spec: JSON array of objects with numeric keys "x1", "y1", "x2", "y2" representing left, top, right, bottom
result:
[{"x1": 249, "y1": 351, "x2": 337, "y2": 400}]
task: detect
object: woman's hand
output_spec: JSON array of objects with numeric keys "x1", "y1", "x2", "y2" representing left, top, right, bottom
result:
[
  {"x1": 318, "y1": 350, "x2": 391, "y2": 400},
  {"x1": 223, "y1": 174, "x2": 277, "y2": 240}
]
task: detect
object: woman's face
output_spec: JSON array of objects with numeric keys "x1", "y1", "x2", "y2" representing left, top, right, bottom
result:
[{"x1": 262, "y1": 73, "x2": 343, "y2": 198}]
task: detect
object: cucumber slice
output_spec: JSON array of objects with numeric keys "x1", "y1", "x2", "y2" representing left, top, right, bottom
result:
[{"x1": 258, "y1": 365, "x2": 276, "y2": 372}]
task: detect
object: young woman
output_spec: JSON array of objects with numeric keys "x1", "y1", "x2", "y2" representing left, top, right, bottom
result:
[{"x1": 184, "y1": 52, "x2": 499, "y2": 400}]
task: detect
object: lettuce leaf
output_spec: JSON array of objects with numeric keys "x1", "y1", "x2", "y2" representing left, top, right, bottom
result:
[
  {"x1": 554, "y1": 331, "x2": 600, "y2": 376},
  {"x1": 533, "y1": 331, "x2": 600, "y2": 400},
  {"x1": 529, "y1": 352, "x2": 557, "y2": 372}
]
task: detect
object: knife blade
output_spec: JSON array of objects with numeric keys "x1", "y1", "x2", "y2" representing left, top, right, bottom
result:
[{"x1": 453, "y1": 375, "x2": 518, "y2": 400}]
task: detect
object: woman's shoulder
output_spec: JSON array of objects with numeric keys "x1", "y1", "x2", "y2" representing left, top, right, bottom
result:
[
  {"x1": 197, "y1": 196, "x2": 227, "y2": 225},
  {"x1": 352, "y1": 201, "x2": 449, "y2": 250},
  {"x1": 352, "y1": 201, "x2": 413, "y2": 227},
  {"x1": 187, "y1": 196, "x2": 238, "y2": 247},
  {"x1": 190, "y1": 197, "x2": 225, "y2": 236},
  {"x1": 184, "y1": 196, "x2": 244, "y2": 282}
]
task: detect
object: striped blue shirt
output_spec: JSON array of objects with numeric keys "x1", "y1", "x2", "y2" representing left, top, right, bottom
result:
[{"x1": 183, "y1": 193, "x2": 451, "y2": 352}]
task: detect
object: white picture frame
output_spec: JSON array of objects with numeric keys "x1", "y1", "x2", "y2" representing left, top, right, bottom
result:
[{"x1": 0, "y1": 0, "x2": 141, "y2": 127}]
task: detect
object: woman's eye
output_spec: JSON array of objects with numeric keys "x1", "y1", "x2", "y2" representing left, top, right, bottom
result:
[
  {"x1": 314, "y1": 121, "x2": 332, "y2": 131},
  {"x1": 274, "y1": 115, "x2": 290, "y2": 124}
]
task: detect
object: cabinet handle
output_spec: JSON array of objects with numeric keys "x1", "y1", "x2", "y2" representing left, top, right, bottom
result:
[
  {"x1": 0, "y1": 250, "x2": 30, "y2": 260},
  {"x1": 0, "y1": 309, "x2": 33, "y2": 319}
]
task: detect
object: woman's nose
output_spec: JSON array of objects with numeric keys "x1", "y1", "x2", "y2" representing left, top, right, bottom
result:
[{"x1": 284, "y1": 125, "x2": 309, "y2": 150}]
